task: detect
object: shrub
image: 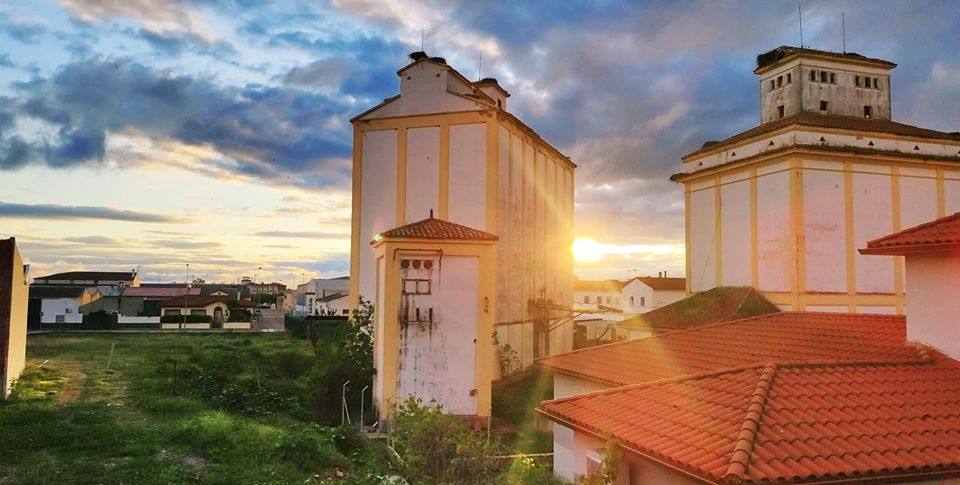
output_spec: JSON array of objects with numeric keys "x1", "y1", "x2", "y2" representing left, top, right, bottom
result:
[
  {"x1": 390, "y1": 398, "x2": 500, "y2": 484},
  {"x1": 505, "y1": 454, "x2": 561, "y2": 484},
  {"x1": 160, "y1": 314, "x2": 213, "y2": 324},
  {"x1": 82, "y1": 311, "x2": 118, "y2": 329}
]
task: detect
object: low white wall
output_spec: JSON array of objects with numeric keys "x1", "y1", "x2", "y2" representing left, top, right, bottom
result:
[
  {"x1": 223, "y1": 322, "x2": 251, "y2": 329},
  {"x1": 161, "y1": 323, "x2": 211, "y2": 330}
]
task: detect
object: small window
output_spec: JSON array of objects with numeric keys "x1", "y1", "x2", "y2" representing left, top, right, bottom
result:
[
  {"x1": 497, "y1": 99, "x2": 502, "y2": 108},
  {"x1": 640, "y1": 297, "x2": 646, "y2": 307},
  {"x1": 855, "y1": 75, "x2": 860, "y2": 87},
  {"x1": 820, "y1": 71, "x2": 828, "y2": 83},
  {"x1": 777, "y1": 75, "x2": 783, "y2": 88},
  {"x1": 874, "y1": 78, "x2": 880, "y2": 89},
  {"x1": 864, "y1": 106, "x2": 872, "y2": 118},
  {"x1": 777, "y1": 105, "x2": 785, "y2": 118},
  {"x1": 402, "y1": 278, "x2": 431, "y2": 295},
  {"x1": 810, "y1": 70, "x2": 816, "y2": 81},
  {"x1": 191, "y1": 309, "x2": 206, "y2": 316},
  {"x1": 56, "y1": 315, "x2": 65, "y2": 323},
  {"x1": 820, "y1": 101, "x2": 828, "y2": 111},
  {"x1": 770, "y1": 80, "x2": 775, "y2": 90},
  {"x1": 787, "y1": 73, "x2": 792, "y2": 83},
  {"x1": 830, "y1": 72, "x2": 836, "y2": 83},
  {"x1": 342, "y1": 309, "x2": 349, "y2": 315},
  {"x1": 583, "y1": 296, "x2": 589, "y2": 304},
  {"x1": 629, "y1": 296, "x2": 635, "y2": 306}
]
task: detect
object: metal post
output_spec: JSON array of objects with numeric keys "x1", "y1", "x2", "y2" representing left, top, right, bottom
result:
[
  {"x1": 360, "y1": 385, "x2": 369, "y2": 431},
  {"x1": 340, "y1": 380, "x2": 351, "y2": 427},
  {"x1": 182, "y1": 263, "x2": 189, "y2": 329}
]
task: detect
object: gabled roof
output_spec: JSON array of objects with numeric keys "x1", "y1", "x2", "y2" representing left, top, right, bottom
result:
[
  {"x1": 33, "y1": 271, "x2": 137, "y2": 282},
  {"x1": 618, "y1": 286, "x2": 778, "y2": 334},
  {"x1": 573, "y1": 279, "x2": 623, "y2": 292},
  {"x1": 860, "y1": 211, "x2": 960, "y2": 255},
  {"x1": 29, "y1": 286, "x2": 86, "y2": 298},
  {"x1": 158, "y1": 294, "x2": 229, "y2": 308},
  {"x1": 539, "y1": 352, "x2": 960, "y2": 484},
  {"x1": 632, "y1": 276, "x2": 686, "y2": 291},
  {"x1": 538, "y1": 312, "x2": 911, "y2": 387},
  {"x1": 374, "y1": 216, "x2": 498, "y2": 243},
  {"x1": 682, "y1": 112, "x2": 960, "y2": 162}
]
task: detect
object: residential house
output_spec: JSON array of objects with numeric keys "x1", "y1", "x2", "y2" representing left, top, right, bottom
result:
[
  {"x1": 315, "y1": 292, "x2": 349, "y2": 316},
  {"x1": 350, "y1": 51, "x2": 574, "y2": 420},
  {"x1": 574, "y1": 275, "x2": 686, "y2": 313},
  {"x1": 120, "y1": 285, "x2": 199, "y2": 316},
  {"x1": 159, "y1": 295, "x2": 231, "y2": 327},
  {"x1": 674, "y1": 45, "x2": 960, "y2": 313},
  {"x1": 28, "y1": 286, "x2": 99, "y2": 325},
  {"x1": 1, "y1": 238, "x2": 27, "y2": 397}
]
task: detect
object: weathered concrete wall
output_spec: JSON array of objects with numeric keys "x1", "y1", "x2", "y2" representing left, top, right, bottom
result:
[
  {"x1": 803, "y1": 162, "x2": 846, "y2": 293},
  {"x1": 553, "y1": 373, "x2": 609, "y2": 400},
  {"x1": 448, "y1": 123, "x2": 487, "y2": 229},
  {"x1": 757, "y1": 163, "x2": 793, "y2": 293},
  {"x1": 852, "y1": 164, "x2": 894, "y2": 294},
  {"x1": 688, "y1": 179, "x2": 716, "y2": 292},
  {"x1": 405, "y1": 126, "x2": 440, "y2": 222},
  {"x1": 721, "y1": 174, "x2": 751, "y2": 286}
]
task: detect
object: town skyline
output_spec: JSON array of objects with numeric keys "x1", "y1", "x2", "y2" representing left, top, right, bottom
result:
[{"x1": 1, "y1": 0, "x2": 958, "y2": 285}]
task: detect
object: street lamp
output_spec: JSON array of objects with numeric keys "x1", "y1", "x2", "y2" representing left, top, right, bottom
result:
[{"x1": 182, "y1": 263, "x2": 190, "y2": 329}]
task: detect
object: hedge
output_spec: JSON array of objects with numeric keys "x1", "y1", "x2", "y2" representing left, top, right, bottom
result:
[
  {"x1": 81, "y1": 311, "x2": 119, "y2": 330},
  {"x1": 160, "y1": 314, "x2": 213, "y2": 324},
  {"x1": 284, "y1": 315, "x2": 348, "y2": 339}
]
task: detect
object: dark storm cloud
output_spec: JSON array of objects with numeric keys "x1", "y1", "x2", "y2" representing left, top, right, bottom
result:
[
  {"x1": 0, "y1": 202, "x2": 182, "y2": 223},
  {"x1": 2, "y1": 57, "x2": 355, "y2": 187}
]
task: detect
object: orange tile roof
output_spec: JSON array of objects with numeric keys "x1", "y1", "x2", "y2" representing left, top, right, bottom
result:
[
  {"x1": 537, "y1": 312, "x2": 912, "y2": 387},
  {"x1": 539, "y1": 354, "x2": 960, "y2": 484},
  {"x1": 374, "y1": 216, "x2": 498, "y2": 243},
  {"x1": 861, "y1": 211, "x2": 960, "y2": 255}
]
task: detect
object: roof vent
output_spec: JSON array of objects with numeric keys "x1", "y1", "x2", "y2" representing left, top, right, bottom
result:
[
  {"x1": 409, "y1": 51, "x2": 428, "y2": 61},
  {"x1": 819, "y1": 136, "x2": 826, "y2": 142},
  {"x1": 914, "y1": 145, "x2": 920, "y2": 151},
  {"x1": 429, "y1": 56, "x2": 446, "y2": 64},
  {"x1": 868, "y1": 141, "x2": 875, "y2": 146},
  {"x1": 768, "y1": 140, "x2": 775, "y2": 146}
]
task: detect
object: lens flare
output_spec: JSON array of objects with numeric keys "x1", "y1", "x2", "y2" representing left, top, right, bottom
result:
[{"x1": 572, "y1": 236, "x2": 603, "y2": 263}]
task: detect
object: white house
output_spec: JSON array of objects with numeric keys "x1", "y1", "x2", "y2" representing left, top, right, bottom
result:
[
  {"x1": 573, "y1": 275, "x2": 685, "y2": 313},
  {"x1": 29, "y1": 286, "x2": 94, "y2": 324}
]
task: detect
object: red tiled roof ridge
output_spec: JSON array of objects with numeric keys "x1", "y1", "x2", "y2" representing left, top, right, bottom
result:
[
  {"x1": 539, "y1": 311, "x2": 891, "y2": 366},
  {"x1": 863, "y1": 211, "x2": 960, "y2": 252},
  {"x1": 723, "y1": 363, "x2": 778, "y2": 483},
  {"x1": 375, "y1": 216, "x2": 498, "y2": 242}
]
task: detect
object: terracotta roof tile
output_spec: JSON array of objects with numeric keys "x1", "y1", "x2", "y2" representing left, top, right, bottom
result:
[
  {"x1": 374, "y1": 216, "x2": 498, "y2": 243},
  {"x1": 538, "y1": 312, "x2": 912, "y2": 387},
  {"x1": 539, "y1": 356, "x2": 960, "y2": 483},
  {"x1": 861, "y1": 211, "x2": 960, "y2": 255}
]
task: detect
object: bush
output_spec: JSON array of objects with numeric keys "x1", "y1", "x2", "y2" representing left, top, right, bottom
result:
[
  {"x1": 228, "y1": 308, "x2": 251, "y2": 322},
  {"x1": 82, "y1": 311, "x2": 118, "y2": 329},
  {"x1": 390, "y1": 398, "x2": 500, "y2": 484},
  {"x1": 160, "y1": 314, "x2": 213, "y2": 324}
]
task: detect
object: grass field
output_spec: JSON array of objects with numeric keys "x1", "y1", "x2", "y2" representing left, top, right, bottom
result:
[{"x1": 0, "y1": 333, "x2": 395, "y2": 484}]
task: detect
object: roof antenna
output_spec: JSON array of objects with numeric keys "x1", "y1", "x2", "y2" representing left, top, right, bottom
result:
[
  {"x1": 798, "y1": 3, "x2": 804, "y2": 48},
  {"x1": 841, "y1": 11, "x2": 846, "y2": 53},
  {"x1": 420, "y1": 28, "x2": 424, "y2": 51},
  {"x1": 478, "y1": 51, "x2": 482, "y2": 81}
]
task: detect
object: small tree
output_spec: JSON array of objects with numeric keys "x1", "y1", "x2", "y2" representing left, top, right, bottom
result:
[{"x1": 580, "y1": 435, "x2": 623, "y2": 485}]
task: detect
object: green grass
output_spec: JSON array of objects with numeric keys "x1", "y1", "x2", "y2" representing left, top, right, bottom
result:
[{"x1": 0, "y1": 333, "x2": 396, "y2": 484}]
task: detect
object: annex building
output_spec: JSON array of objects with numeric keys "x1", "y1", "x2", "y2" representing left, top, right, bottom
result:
[
  {"x1": 350, "y1": 52, "x2": 575, "y2": 420},
  {"x1": 674, "y1": 46, "x2": 960, "y2": 313}
]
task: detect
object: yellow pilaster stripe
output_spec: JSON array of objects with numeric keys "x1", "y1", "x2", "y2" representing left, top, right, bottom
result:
[
  {"x1": 485, "y1": 118, "x2": 498, "y2": 233},
  {"x1": 891, "y1": 166, "x2": 904, "y2": 313},
  {"x1": 937, "y1": 168, "x2": 946, "y2": 218},
  {"x1": 684, "y1": 184, "x2": 692, "y2": 295},
  {"x1": 714, "y1": 176, "x2": 723, "y2": 287},
  {"x1": 844, "y1": 161, "x2": 856, "y2": 312},
  {"x1": 438, "y1": 123, "x2": 450, "y2": 219},
  {"x1": 349, "y1": 125, "x2": 363, "y2": 310},
  {"x1": 791, "y1": 159, "x2": 805, "y2": 310},
  {"x1": 750, "y1": 168, "x2": 758, "y2": 288},
  {"x1": 396, "y1": 127, "x2": 407, "y2": 226}
]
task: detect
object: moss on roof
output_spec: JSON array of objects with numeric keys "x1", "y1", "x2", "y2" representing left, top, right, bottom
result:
[{"x1": 618, "y1": 286, "x2": 779, "y2": 333}]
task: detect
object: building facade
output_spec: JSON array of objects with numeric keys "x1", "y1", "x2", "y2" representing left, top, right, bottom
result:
[
  {"x1": 0, "y1": 238, "x2": 27, "y2": 397},
  {"x1": 675, "y1": 46, "x2": 960, "y2": 313},
  {"x1": 350, "y1": 52, "x2": 575, "y2": 419}
]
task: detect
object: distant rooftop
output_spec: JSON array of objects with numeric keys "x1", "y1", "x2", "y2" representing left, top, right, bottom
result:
[
  {"x1": 861, "y1": 211, "x2": 960, "y2": 255},
  {"x1": 755, "y1": 45, "x2": 897, "y2": 73},
  {"x1": 33, "y1": 271, "x2": 137, "y2": 282},
  {"x1": 618, "y1": 286, "x2": 778, "y2": 334}
]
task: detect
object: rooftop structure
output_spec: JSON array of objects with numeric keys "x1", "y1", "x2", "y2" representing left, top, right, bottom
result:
[
  {"x1": 32, "y1": 271, "x2": 139, "y2": 287},
  {"x1": 617, "y1": 286, "x2": 778, "y2": 336}
]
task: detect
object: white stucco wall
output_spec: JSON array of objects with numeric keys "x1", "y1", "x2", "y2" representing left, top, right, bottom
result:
[
  {"x1": 553, "y1": 373, "x2": 610, "y2": 399},
  {"x1": 721, "y1": 175, "x2": 751, "y2": 286},
  {"x1": 359, "y1": 129, "x2": 397, "y2": 301},
  {"x1": 406, "y1": 126, "x2": 440, "y2": 222},
  {"x1": 852, "y1": 165, "x2": 894, "y2": 293},
  {"x1": 803, "y1": 164, "x2": 846, "y2": 292},
  {"x1": 448, "y1": 123, "x2": 487, "y2": 230},
  {"x1": 689, "y1": 181, "x2": 716, "y2": 291},
  {"x1": 904, "y1": 252, "x2": 960, "y2": 360},
  {"x1": 40, "y1": 298, "x2": 81, "y2": 323},
  {"x1": 757, "y1": 165, "x2": 792, "y2": 292}
]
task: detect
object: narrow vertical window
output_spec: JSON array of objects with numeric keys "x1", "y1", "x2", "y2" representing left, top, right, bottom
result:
[
  {"x1": 874, "y1": 78, "x2": 880, "y2": 89},
  {"x1": 787, "y1": 73, "x2": 792, "y2": 83},
  {"x1": 855, "y1": 75, "x2": 860, "y2": 87},
  {"x1": 778, "y1": 105, "x2": 785, "y2": 118},
  {"x1": 810, "y1": 70, "x2": 816, "y2": 81},
  {"x1": 770, "y1": 80, "x2": 775, "y2": 90},
  {"x1": 820, "y1": 71, "x2": 828, "y2": 82},
  {"x1": 864, "y1": 105, "x2": 872, "y2": 118},
  {"x1": 777, "y1": 75, "x2": 783, "y2": 88},
  {"x1": 820, "y1": 101, "x2": 829, "y2": 111}
]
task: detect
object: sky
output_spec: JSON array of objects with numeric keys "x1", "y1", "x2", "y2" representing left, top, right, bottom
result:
[{"x1": 0, "y1": 0, "x2": 957, "y2": 285}]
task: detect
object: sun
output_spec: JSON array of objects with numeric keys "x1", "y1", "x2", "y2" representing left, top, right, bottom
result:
[{"x1": 572, "y1": 236, "x2": 604, "y2": 263}]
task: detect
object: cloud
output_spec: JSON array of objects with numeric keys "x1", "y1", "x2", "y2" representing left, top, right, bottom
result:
[
  {"x1": 0, "y1": 10, "x2": 46, "y2": 44},
  {"x1": 0, "y1": 202, "x2": 183, "y2": 223},
  {"x1": 57, "y1": 0, "x2": 214, "y2": 42},
  {"x1": 149, "y1": 239, "x2": 224, "y2": 249},
  {"x1": 4, "y1": 57, "x2": 355, "y2": 189},
  {"x1": 254, "y1": 230, "x2": 349, "y2": 239},
  {"x1": 62, "y1": 235, "x2": 121, "y2": 244}
]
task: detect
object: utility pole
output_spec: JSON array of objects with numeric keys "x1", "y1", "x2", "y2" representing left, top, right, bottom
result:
[{"x1": 182, "y1": 263, "x2": 189, "y2": 329}]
